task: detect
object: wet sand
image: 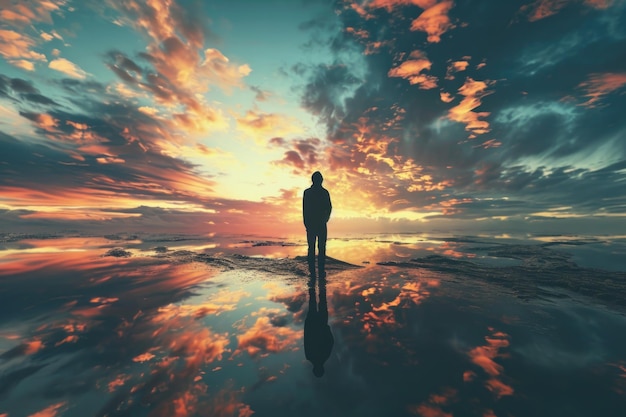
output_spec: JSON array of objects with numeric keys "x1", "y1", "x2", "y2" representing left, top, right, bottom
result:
[{"x1": 1, "y1": 233, "x2": 626, "y2": 416}]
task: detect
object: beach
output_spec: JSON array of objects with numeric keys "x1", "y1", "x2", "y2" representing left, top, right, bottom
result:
[{"x1": 1, "y1": 233, "x2": 626, "y2": 417}]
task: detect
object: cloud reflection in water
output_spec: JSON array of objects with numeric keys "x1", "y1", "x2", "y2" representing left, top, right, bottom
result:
[{"x1": 1, "y1": 239, "x2": 626, "y2": 416}]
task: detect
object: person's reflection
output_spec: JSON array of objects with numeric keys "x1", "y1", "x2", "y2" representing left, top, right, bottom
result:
[{"x1": 304, "y1": 274, "x2": 334, "y2": 377}]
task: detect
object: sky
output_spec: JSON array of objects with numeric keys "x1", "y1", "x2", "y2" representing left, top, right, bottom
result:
[{"x1": 1, "y1": 0, "x2": 625, "y2": 237}]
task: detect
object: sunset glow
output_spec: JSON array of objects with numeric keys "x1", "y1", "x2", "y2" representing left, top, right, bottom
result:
[{"x1": 1, "y1": 0, "x2": 625, "y2": 236}]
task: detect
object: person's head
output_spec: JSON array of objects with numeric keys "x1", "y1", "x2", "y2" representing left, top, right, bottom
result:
[
  {"x1": 311, "y1": 171, "x2": 323, "y2": 186},
  {"x1": 313, "y1": 364, "x2": 325, "y2": 377}
]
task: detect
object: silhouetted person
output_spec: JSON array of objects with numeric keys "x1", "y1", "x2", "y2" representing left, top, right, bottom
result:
[
  {"x1": 304, "y1": 275, "x2": 333, "y2": 377},
  {"x1": 303, "y1": 171, "x2": 332, "y2": 277}
]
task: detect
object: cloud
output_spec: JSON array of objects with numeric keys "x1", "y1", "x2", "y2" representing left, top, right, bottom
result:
[
  {"x1": 1, "y1": 84, "x2": 225, "y2": 212},
  {"x1": 104, "y1": 0, "x2": 251, "y2": 135},
  {"x1": 0, "y1": 249, "x2": 245, "y2": 417},
  {"x1": 294, "y1": 0, "x2": 626, "y2": 226},
  {"x1": 583, "y1": 0, "x2": 614, "y2": 7},
  {"x1": 520, "y1": 0, "x2": 618, "y2": 21},
  {"x1": 440, "y1": 91, "x2": 454, "y2": 102},
  {"x1": 0, "y1": 75, "x2": 58, "y2": 105},
  {"x1": 0, "y1": 0, "x2": 64, "y2": 26},
  {"x1": 521, "y1": 0, "x2": 571, "y2": 21},
  {"x1": 1, "y1": 0, "x2": 625, "y2": 234},
  {"x1": 0, "y1": 111, "x2": 308, "y2": 236},
  {"x1": 103, "y1": 48, "x2": 230, "y2": 134},
  {"x1": 272, "y1": 138, "x2": 322, "y2": 173},
  {"x1": 0, "y1": 1, "x2": 70, "y2": 70},
  {"x1": 366, "y1": 0, "x2": 438, "y2": 11},
  {"x1": 354, "y1": 0, "x2": 456, "y2": 42},
  {"x1": 19, "y1": 111, "x2": 59, "y2": 131},
  {"x1": 577, "y1": 72, "x2": 626, "y2": 107},
  {"x1": 11, "y1": 59, "x2": 36, "y2": 71},
  {"x1": 467, "y1": 329, "x2": 514, "y2": 398},
  {"x1": 201, "y1": 48, "x2": 252, "y2": 90},
  {"x1": 447, "y1": 77, "x2": 495, "y2": 137},
  {"x1": 445, "y1": 59, "x2": 469, "y2": 80},
  {"x1": 26, "y1": 402, "x2": 68, "y2": 417},
  {"x1": 234, "y1": 316, "x2": 301, "y2": 358},
  {"x1": 236, "y1": 110, "x2": 302, "y2": 144},
  {"x1": 0, "y1": 29, "x2": 47, "y2": 68},
  {"x1": 250, "y1": 85, "x2": 271, "y2": 101},
  {"x1": 300, "y1": 62, "x2": 363, "y2": 138},
  {"x1": 409, "y1": 0, "x2": 456, "y2": 42},
  {"x1": 48, "y1": 58, "x2": 88, "y2": 79},
  {"x1": 388, "y1": 50, "x2": 438, "y2": 89}
]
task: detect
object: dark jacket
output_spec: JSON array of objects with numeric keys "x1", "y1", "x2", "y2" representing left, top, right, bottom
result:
[
  {"x1": 303, "y1": 185, "x2": 332, "y2": 230},
  {"x1": 304, "y1": 308, "x2": 334, "y2": 367}
]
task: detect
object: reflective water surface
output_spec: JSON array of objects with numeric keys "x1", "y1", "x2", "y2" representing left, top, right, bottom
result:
[{"x1": 1, "y1": 234, "x2": 626, "y2": 416}]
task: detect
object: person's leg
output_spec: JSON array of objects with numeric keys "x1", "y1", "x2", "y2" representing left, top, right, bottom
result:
[
  {"x1": 318, "y1": 223, "x2": 327, "y2": 277},
  {"x1": 306, "y1": 228, "x2": 316, "y2": 275},
  {"x1": 318, "y1": 275, "x2": 328, "y2": 323}
]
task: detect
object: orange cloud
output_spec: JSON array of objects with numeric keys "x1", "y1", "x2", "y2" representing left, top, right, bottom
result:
[
  {"x1": 124, "y1": 2, "x2": 250, "y2": 91},
  {"x1": 108, "y1": 374, "x2": 132, "y2": 392},
  {"x1": 521, "y1": 0, "x2": 615, "y2": 22},
  {"x1": 583, "y1": 0, "x2": 613, "y2": 7},
  {"x1": 0, "y1": 1, "x2": 63, "y2": 26},
  {"x1": 423, "y1": 198, "x2": 473, "y2": 215},
  {"x1": 346, "y1": 26, "x2": 370, "y2": 39},
  {"x1": 440, "y1": 91, "x2": 454, "y2": 102},
  {"x1": 361, "y1": 1, "x2": 455, "y2": 42},
  {"x1": 448, "y1": 77, "x2": 494, "y2": 137},
  {"x1": 54, "y1": 334, "x2": 79, "y2": 346},
  {"x1": 205, "y1": 387, "x2": 255, "y2": 417},
  {"x1": 106, "y1": 1, "x2": 250, "y2": 135},
  {"x1": 12, "y1": 59, "x2": 37, "y2": 71},
  {"x1": 0, "y1": 240, "x2": 128, "y2": 276},
  {"x1": 167, "y1": 328, "x2": 230, "y2": 369},
  {"x1": 388, "y1": 50, "x2": 437, "y2": 89},
  {"x1": 477, "y1": 138, "x2": 501, "y2": 149},
  {"x1": 467, "y1": 329, "x2": 514, "y2": 399},
  {"x1": 578, "y1": 72, "x2": 626, "y2": 107},
  {"x1": 364, "y1": 40, "x2": 393, "y2": 54},
  {"x1": 26, "y1": 402, "x2": 67, "y2": 417},
  {"x1": 235, "y1": 316, "x2": 300, "y2": 357},
  {"x1": 138, "y1": 106, "x2": 159, "y2": 116},
  {"x1": 410, "y1": 0, "x2": 456, "y2": 43},
  {"x1": 40, "y1": 30, "x2": 64, "y2": 42},
  {"x1": 0, "y1": 1, "x2": 69, "y2": 70},
  {"x1": 236, "y1": 110, "x2": 302, "y2": 143},
  {"x1": 366, "y1": 0, "x2": 438, "y2": 12},
  {"x1": 96, "y1": 156, "x2": 126, "y2": 164},
  {"x1": 24, "y1": 338, "x2": 45, "y2": 354},
  {"x1": 195, "y1": 143, "x2": 228, "y2": 158},
  {"x1": 133, "y1": 352, "x2": 156, "y2": 362},
  {"x1": 48, "y1": 58, "x2": 88, "y2": 79},
  {"x1": 34, "y1": 112, "x2": 59, "y2": 131},
  {"x1": 0, "y1": 184, "x2": 168, "y2": 216},
  {"x1": 485, "y1": 378, "x2": 514, "y2": 397},
  {"x1": 523, "y1": 0, "x2": 570, "y2": 21},
  {"x1": 407, "y1": 388, "x2": 456, "y2": 417},
  {"x1": 0, "y1": 29, "x2": 47, "y2": 68},
  {"x1": 0, "y1": 9, "x2": 32, "y2": 24},
  {"x1": 359, "y1": 278, "x2": 440, "y2": 338},
  {"x1": 152, "y1": 292, "x2": 248, "y2": 323},
  {"x1": 445, "y1": 60, "x2": 469, "y2": 79},
  {"x1": 200, "y1": 48, "x2": 252, "y2": 91}
]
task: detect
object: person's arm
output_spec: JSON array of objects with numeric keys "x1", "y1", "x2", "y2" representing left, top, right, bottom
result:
[
  {"x1": 303, "y1": 190, "x2": 308, "y2": 227},
  {"x1": 326, "y1": 191, "x2": 332, "y2": 222}
]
